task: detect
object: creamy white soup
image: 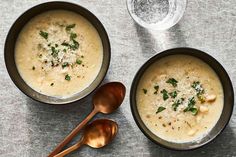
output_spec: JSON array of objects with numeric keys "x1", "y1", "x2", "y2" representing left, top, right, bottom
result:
[
  {"x1": 15, "y1": 10, "x2": 103, "y2": 98},
  {"x1": 137, "y1": 55, "x2": 223, "y2": 143}
]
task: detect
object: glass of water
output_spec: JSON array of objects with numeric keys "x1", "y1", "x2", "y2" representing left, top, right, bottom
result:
[{"x1": 127, "y1": 0, "x2": 187, "y2": 30}]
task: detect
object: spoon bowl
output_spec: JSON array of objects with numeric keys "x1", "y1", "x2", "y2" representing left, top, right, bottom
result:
[
  {"x1": 93, "y1": 82, "x2": 126, "y2": 114},
  {"x1": 84, "y1": 119, "x2": 118, "y2": 148},
  {"x1": 54, "y1": 119, "x2": 118, "y2": 157}
]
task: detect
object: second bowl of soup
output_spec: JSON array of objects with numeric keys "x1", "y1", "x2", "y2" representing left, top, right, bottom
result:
[{"x1": 130, "y1": 48, "x2": 234, "y2": 150}]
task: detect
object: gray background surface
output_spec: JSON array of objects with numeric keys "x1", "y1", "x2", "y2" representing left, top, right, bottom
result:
[{"x1": 0, "y1": 0, "x2": 236, "y2": 156}]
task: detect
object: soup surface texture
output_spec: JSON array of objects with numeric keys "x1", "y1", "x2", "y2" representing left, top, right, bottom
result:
[
  {"x1": 15, "y1": 10, "x2": 103, "y2": 97},
  {"x1": 137, "y1": 55, "x2": 223, "y2": 143}
]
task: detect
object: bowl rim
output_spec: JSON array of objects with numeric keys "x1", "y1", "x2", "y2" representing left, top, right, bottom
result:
[
  {"x1": 4, "y1": 1, "x2": 111, "y2": 105},
  {"x1": 130, "y1": 47, "x2": 234, "y2": 150}
]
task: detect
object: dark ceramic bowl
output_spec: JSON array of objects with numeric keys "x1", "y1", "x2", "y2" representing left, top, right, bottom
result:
[
  {"x1": 4, "y1": 1, "x2": 110, "y2": 104},
  {"x1": 130, "y1": 47, "x2": 234, "y2": 150}
]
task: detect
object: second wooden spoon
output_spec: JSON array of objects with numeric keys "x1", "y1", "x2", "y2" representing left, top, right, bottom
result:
[{"x1": 54, "y1": 119, "x2": 118, "y2": 157}]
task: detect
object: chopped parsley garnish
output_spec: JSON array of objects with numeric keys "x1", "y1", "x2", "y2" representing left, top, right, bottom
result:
[
  {"x1": 191, "y1": 81, "x2": 206, "y2": 103},
  {"x1": 154, "y1": 85, "x2": 159, "y2": 90},
  {"x1": 169, "y1": 91, "x2": 177, "y2": 98},
  {"x1": 65, "y1": 74, "x2": 71, "y2": 81},
  {"x1": 76, "y1": 59, "x2": 82, "y2": 65},
  {"x1": 142, "y1": 88, "x2": 147, "y2": 94},
  {"x1": 39, "y1": 31, "x2": 48, "y2": 40},
  {"x1": 172, "y1": 98, "x2": 184, "y2": 111},
  {"x1": 70, "y1": 39, "x2": 79, "y2": 50},
  {"x1": 184, "y1": 97, "x2": 198, "y2": 115},
  {"x1": 66, "y1": 24, "x2": 76, "y2": 31},
  {"x1": 166, "y1": 78, "x2": 178, "y2": 87},
  {"x1": 62, "y1": 62, "x2": 69, "y2": 68},
  {"x1": 192, "y1": 81, "x2": 204, "y2": 94},
  {"x1": 70, "y1": 33, "x2": 77, "y2": 40},
  {"x1": 161, "y1": 89, "x2": 169, "y2": 100},
  {"x1": 153, "y1": 85, "x2": 159, "y2": 94},
  {"x1": 51, "y1": 47, "x2": 58, "y2": 58},
  {"x1": 189, "y1": 108, "x2": 198, "y2": 115},
  {"x1": 61, "y1": 42, "x2": 70, "y2": 47},
  {"x1": 61, "y1": 40, "x2": 79, "y2": 50},
  {"x1": 156, "y1": 106, "x2": 166, "y2": 114},
  {"x1": 36, "y1": 23, "x2": 81, "y2": 82}
]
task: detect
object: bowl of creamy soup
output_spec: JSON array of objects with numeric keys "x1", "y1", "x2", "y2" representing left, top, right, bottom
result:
[
  {"x1": 5, "y1": 2, "x2": 110, "y2": 104},
  {"x1": 130, "y1": 48, "x2": 234, "y2": 150}
]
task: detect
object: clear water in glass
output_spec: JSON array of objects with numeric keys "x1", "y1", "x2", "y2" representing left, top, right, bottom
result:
[{"x1": 127, "y1": 0, "x2": 187, "y2": 30}]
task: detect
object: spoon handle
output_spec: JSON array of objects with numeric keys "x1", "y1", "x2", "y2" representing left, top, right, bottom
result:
[
  {"x1": 48, "y1": 108, "x2": 97, "y2": 157},
  {"x1": 54, "y1": 138, "x2": 84, "y2": 157}
]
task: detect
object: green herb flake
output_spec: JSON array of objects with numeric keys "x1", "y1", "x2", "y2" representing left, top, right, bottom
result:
[
  {"x1": 189, "y1": 107, "x2": 198, "y2": 115},
  {"x1": 166, "y1": 78, "x2": 178, "y2": 87},
  {"x1": 156, "y1": 106, "x2": 166, "y2": 114},
  {"x1": 161, "y1": 89, "x2": 169, "y2": 101},
  {"x1": 65, "y1": 74, "x2": 71, "y2": 81},
  {"x1": 32, "y1": 66, "x2": 35, "y2": 70},
  {"x1": 55, "y1": 44, "x2": 58, "y2": 47},
  {"x1": 184, "y1": 97, "x2": 198, "y2": 115},
  {"x1": 61, "y1": 40, "x2": 79, "y2": 50},
  {"x1": 76, "y1": 59, "x2": 82, "y2": 65},
  {"x1": 70, "y1": 39, "x2": 79, "y2": 50},
  {"x1": 172, "y1": 98, "x2": 184, "y2": 111},
  {"x1": 66, "y1": 24, "x2": 76, "y2": 31},
  {"x1": 154, "y1": 85, "x2": 159, "y2": 91},
  {"x1": 61, "y1": 42, "x2": 70, "y2": 47},
  {"x1": 70, "y1": 33, "x2": 77, "y2": 40},
  {"x1": 169, "y1": 91, "x2": 178, "y2": 98},
  {"x1": 142, "y1": 88, "x2": 147, "y2": 94},
  {"x1": 39, "y1": 31, "x2": 48, "y2": 40},
  {"x1": 153, "y1": 85, "x2": 159, "y2": 94},
  {"x1": 63, "y1": 49, "x2": 67, "y2": 52},
  {"x1": 62, "y1": 62, "x2": 69, "y2": 68},
  {"x1": 51, "y1": 47, "x2": 58, "y2": 58},
  {"x1": 192, "y1": 81, "x2": 205, "y2": 103},
  {"x1": 192, "y1": 81, "x2": 204, "y2": 94}
]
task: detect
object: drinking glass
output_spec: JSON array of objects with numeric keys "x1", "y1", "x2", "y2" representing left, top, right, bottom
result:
[{"x1": 127, "y1": 0, "x2": 187, "y2": 30}]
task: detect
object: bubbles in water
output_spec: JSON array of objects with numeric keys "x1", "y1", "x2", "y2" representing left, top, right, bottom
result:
[{"x1": 132, "y1": 0, "x2": 169, "y2": 24}]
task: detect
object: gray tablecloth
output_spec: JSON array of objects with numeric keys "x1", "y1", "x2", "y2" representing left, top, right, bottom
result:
[{"x1": 1, "y1": 0, "x2": 236, "y2": 156}]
